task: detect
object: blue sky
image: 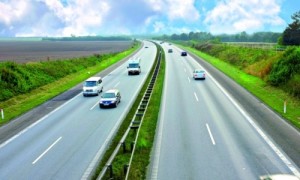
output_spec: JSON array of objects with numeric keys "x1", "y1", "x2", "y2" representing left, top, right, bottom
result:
[{"x1": 0, "y1": 0, "x2": 299, "y2": 37}]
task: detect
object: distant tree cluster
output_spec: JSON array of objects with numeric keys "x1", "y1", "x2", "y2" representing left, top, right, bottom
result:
[
  {"x1": 42, "y1": 36, "x2": 132, "y2": 41},
  {"x1": 155, "y1": 31, "x2": 281, "y2": 43},
  {"x1": 282, "y1": 11, "x2": 300, "y2": 45}
]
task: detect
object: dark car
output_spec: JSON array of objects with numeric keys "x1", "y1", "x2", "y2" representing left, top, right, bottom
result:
[
  {"x1": 99, "y1": 89, "x2": 121, "y2": 108},
  {"x1": 168, "y1": 49, "x2": 173, "y2": 53},
  {"x1": 181, "y1": 51, "x2": 187, "y2": 56}
]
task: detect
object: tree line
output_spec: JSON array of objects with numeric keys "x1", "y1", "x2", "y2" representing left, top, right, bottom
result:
[
  {"x1": 155, "y1": 11, "x2": 300, "y2": 45},
  {"x1": 156, "y1": 31, "x2": 282, "y2": 43},
  {"x1": 42, "y1": 36, "x2": 132, "y2": 41}
]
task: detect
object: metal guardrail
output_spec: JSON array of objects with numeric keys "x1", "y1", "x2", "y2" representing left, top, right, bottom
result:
[{"x1": 97, "y1": 48, "x2": 162, "y2": 180}]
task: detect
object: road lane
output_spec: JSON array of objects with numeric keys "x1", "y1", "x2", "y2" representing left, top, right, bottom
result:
[
  {"x1": 148, "y1": 44, "x2": 300, "y2": 180},
  {"x1": 0, "y1": 41, "x2": 157, "y2": 179}
]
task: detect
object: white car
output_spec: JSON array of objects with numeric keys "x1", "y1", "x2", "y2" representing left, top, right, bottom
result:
[
  {"x1": 193, "y1": 69, "x2": 206, "y2": 80},
  {"x1": 82, "y1": 77, "x2": 103, "y2": 96},
  {"x1": 259, "y1": 174, "x2": 300, "y2": 180}
]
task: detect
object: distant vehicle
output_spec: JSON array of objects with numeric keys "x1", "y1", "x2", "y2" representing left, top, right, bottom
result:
[
  {"x1": 193, "y1": 69, "x2": 206, "y2": 80},
  {"x1": 259, "y1": 174, "x2": 300, "y2": 180},
  {"x1": 169, "y1": 43, "x2": 172, "y2": 45},
  {"x1": 168, "y1": 49, "x2": 173, "y2": 53},
  {"x1": 181, "y1": 51, "x2": 187, "y2": 56},
  {"x1": 127, "y1": 58, "x2": 141, "y2": 75},
  {"x1": 82, "y1": 77, "x2": 103, "y2": 96},
  {"x1": 99, "y1": 89, "x2": 121, "y2": 108},
  {"x1": 145, "y1": 46, "x2": 148, "y2": 48}
]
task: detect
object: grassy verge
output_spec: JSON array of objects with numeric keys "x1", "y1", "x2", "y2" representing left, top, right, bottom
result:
[
  {"x1": 0, "y1": 43, "x2": 140, "y2": 126},
  {"x1": 181, "y1": 45, "x2": 300, "y2": 129},
  {"x1": 92, "y1": 44, "x2": 164, "y2": 179}
]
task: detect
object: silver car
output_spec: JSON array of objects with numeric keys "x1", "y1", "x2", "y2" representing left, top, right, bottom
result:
[{"x1": 193, "y1": 69, "x2": 206, "y2": 80}]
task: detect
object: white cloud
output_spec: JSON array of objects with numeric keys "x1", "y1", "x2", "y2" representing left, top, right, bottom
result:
[
  {"x1": 43, "y1": 0, "x2": 110, "y2": 36},
  {"x1": 204, "y1": 0, "x2": 285, "y2": 34},
  {"x1": 153, "y1": 21, "x2": 166, "y2": 33},
  {"x1": 146, "y1": 0, "x2": 200, "y2": 21},
  {"x1": 0, "y1": 0, "x2": 29, "y2": 25}
]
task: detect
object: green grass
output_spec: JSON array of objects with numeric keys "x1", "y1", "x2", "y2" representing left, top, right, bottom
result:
[
  {"x1": 181, "y1": 45, "x2": 300, "y2": 129},
  {"x1": 0, "y1": 44, "x2": 140, "y2": 126}
]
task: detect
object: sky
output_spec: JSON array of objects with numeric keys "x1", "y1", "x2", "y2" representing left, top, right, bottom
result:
[{"x1": 0, "y1": 0, "x2": 299, "y2": 37}]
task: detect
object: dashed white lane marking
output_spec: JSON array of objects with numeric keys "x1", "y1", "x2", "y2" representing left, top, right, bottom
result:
[
  {"x1": 32, "y1": 136, "x2": 62, "y2": 164},
  {"x1": 114, "y1": 81, "x2": 120, "y2": 88},
  {"x1": 206, "y1": 123, "x2": 216, "y2": 145},
  {"x1": 194, "y1": 92, "x2": 199, "y2": 102},
  {"x1": 90, "y1": 102, "x2": 99, "y2": 110},
  {"x1": 188, "y1": 77, "x2": 191, "y2": 83},
  {"x1": 0, "y1": 93, "x2": 80, "y2": 150}
]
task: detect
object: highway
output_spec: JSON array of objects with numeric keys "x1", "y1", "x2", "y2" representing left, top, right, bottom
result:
[
  {"x1": 148, "y1": 43, "x2": 300, "y2": 179},
  {"x1": 0, "y1": 41, "x2": 157, "y2": 179}
]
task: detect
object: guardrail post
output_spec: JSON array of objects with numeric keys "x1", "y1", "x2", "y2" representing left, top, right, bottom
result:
[
  {"x1": 123, "y1": 164, "x2": 129, "y2": 176},
  {"x1": 108, "y1": 164, "x2": 113, "y2": 178},
  {"x1": 122, "y1": 142, "x2": 126, "y2": 153}
]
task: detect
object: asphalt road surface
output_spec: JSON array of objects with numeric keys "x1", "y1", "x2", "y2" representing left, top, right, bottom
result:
[
  {"x1": 148, "y1": 43, "x2": 300, "y2": 180},
  {"x1": 0, "y1": 41, "x2": 156, "y2": 179}
]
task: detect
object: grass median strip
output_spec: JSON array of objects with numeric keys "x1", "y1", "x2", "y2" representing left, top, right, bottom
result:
[
  {"x1": 0, "y1": 43, "x2": 140, "y2": 125},
  {"x1": 181, "y1": 45, "x2": 300, "y2": 129}
]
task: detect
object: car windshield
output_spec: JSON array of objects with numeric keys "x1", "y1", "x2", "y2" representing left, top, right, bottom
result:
[
  {"x1": 84, "y1": 81, "x2": 96, "y2": 87},
  {"x1": 102, "y1": 93, "x2": 115, "y2": 98},
  {"x1": 129, "y1": 63, "x2": 139, "y2": 68},
  {"x1": 195, "y1": 70, "x2": 204, "y2": 73}
]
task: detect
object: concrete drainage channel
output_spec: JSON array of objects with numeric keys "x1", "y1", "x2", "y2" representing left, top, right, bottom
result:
[{"x1": 96, "y1": 46, "x2": 162, "y2": 179}]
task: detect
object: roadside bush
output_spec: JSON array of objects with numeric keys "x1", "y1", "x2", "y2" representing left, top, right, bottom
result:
[
  {"x1": 269, "y1": 47, "x2": 300, "y2": 86},
  {"x1": 286, "y1": 74, "x2": 300, "y2": 98}
]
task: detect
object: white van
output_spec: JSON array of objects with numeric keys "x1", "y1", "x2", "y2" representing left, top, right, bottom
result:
[
  {"x1": 127, "y1": 58, "x2": 141, "y2": 75},
  {"x1": 82, "y1": 77, "x2": 103, "y2": 96}
]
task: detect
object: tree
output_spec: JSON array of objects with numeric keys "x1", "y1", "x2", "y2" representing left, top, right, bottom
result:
[{"x1": 282, "y1": 11, "x2": 300, "y2": 45}]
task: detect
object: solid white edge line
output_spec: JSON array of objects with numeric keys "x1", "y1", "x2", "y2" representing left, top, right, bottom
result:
[
  {"x1": 194, "y1": 92, "x2": 199, "y2": 102},
  {"x1": 0, "y1": 93, "x2": 81, "y2": 150},
  {"x1": 206, "y1": 123, "x2": 216, "y2": 145},
  {"x1": 32, "y1": 136, "x2": 62, "y2": 164},
  {"x1": 207, "y1": 68, "x2": 300, "y2": 176}
]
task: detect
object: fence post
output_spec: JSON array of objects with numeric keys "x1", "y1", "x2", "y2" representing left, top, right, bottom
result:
[{"x1": 284, "y1": 100, "x2": 287, "y2": 114}]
